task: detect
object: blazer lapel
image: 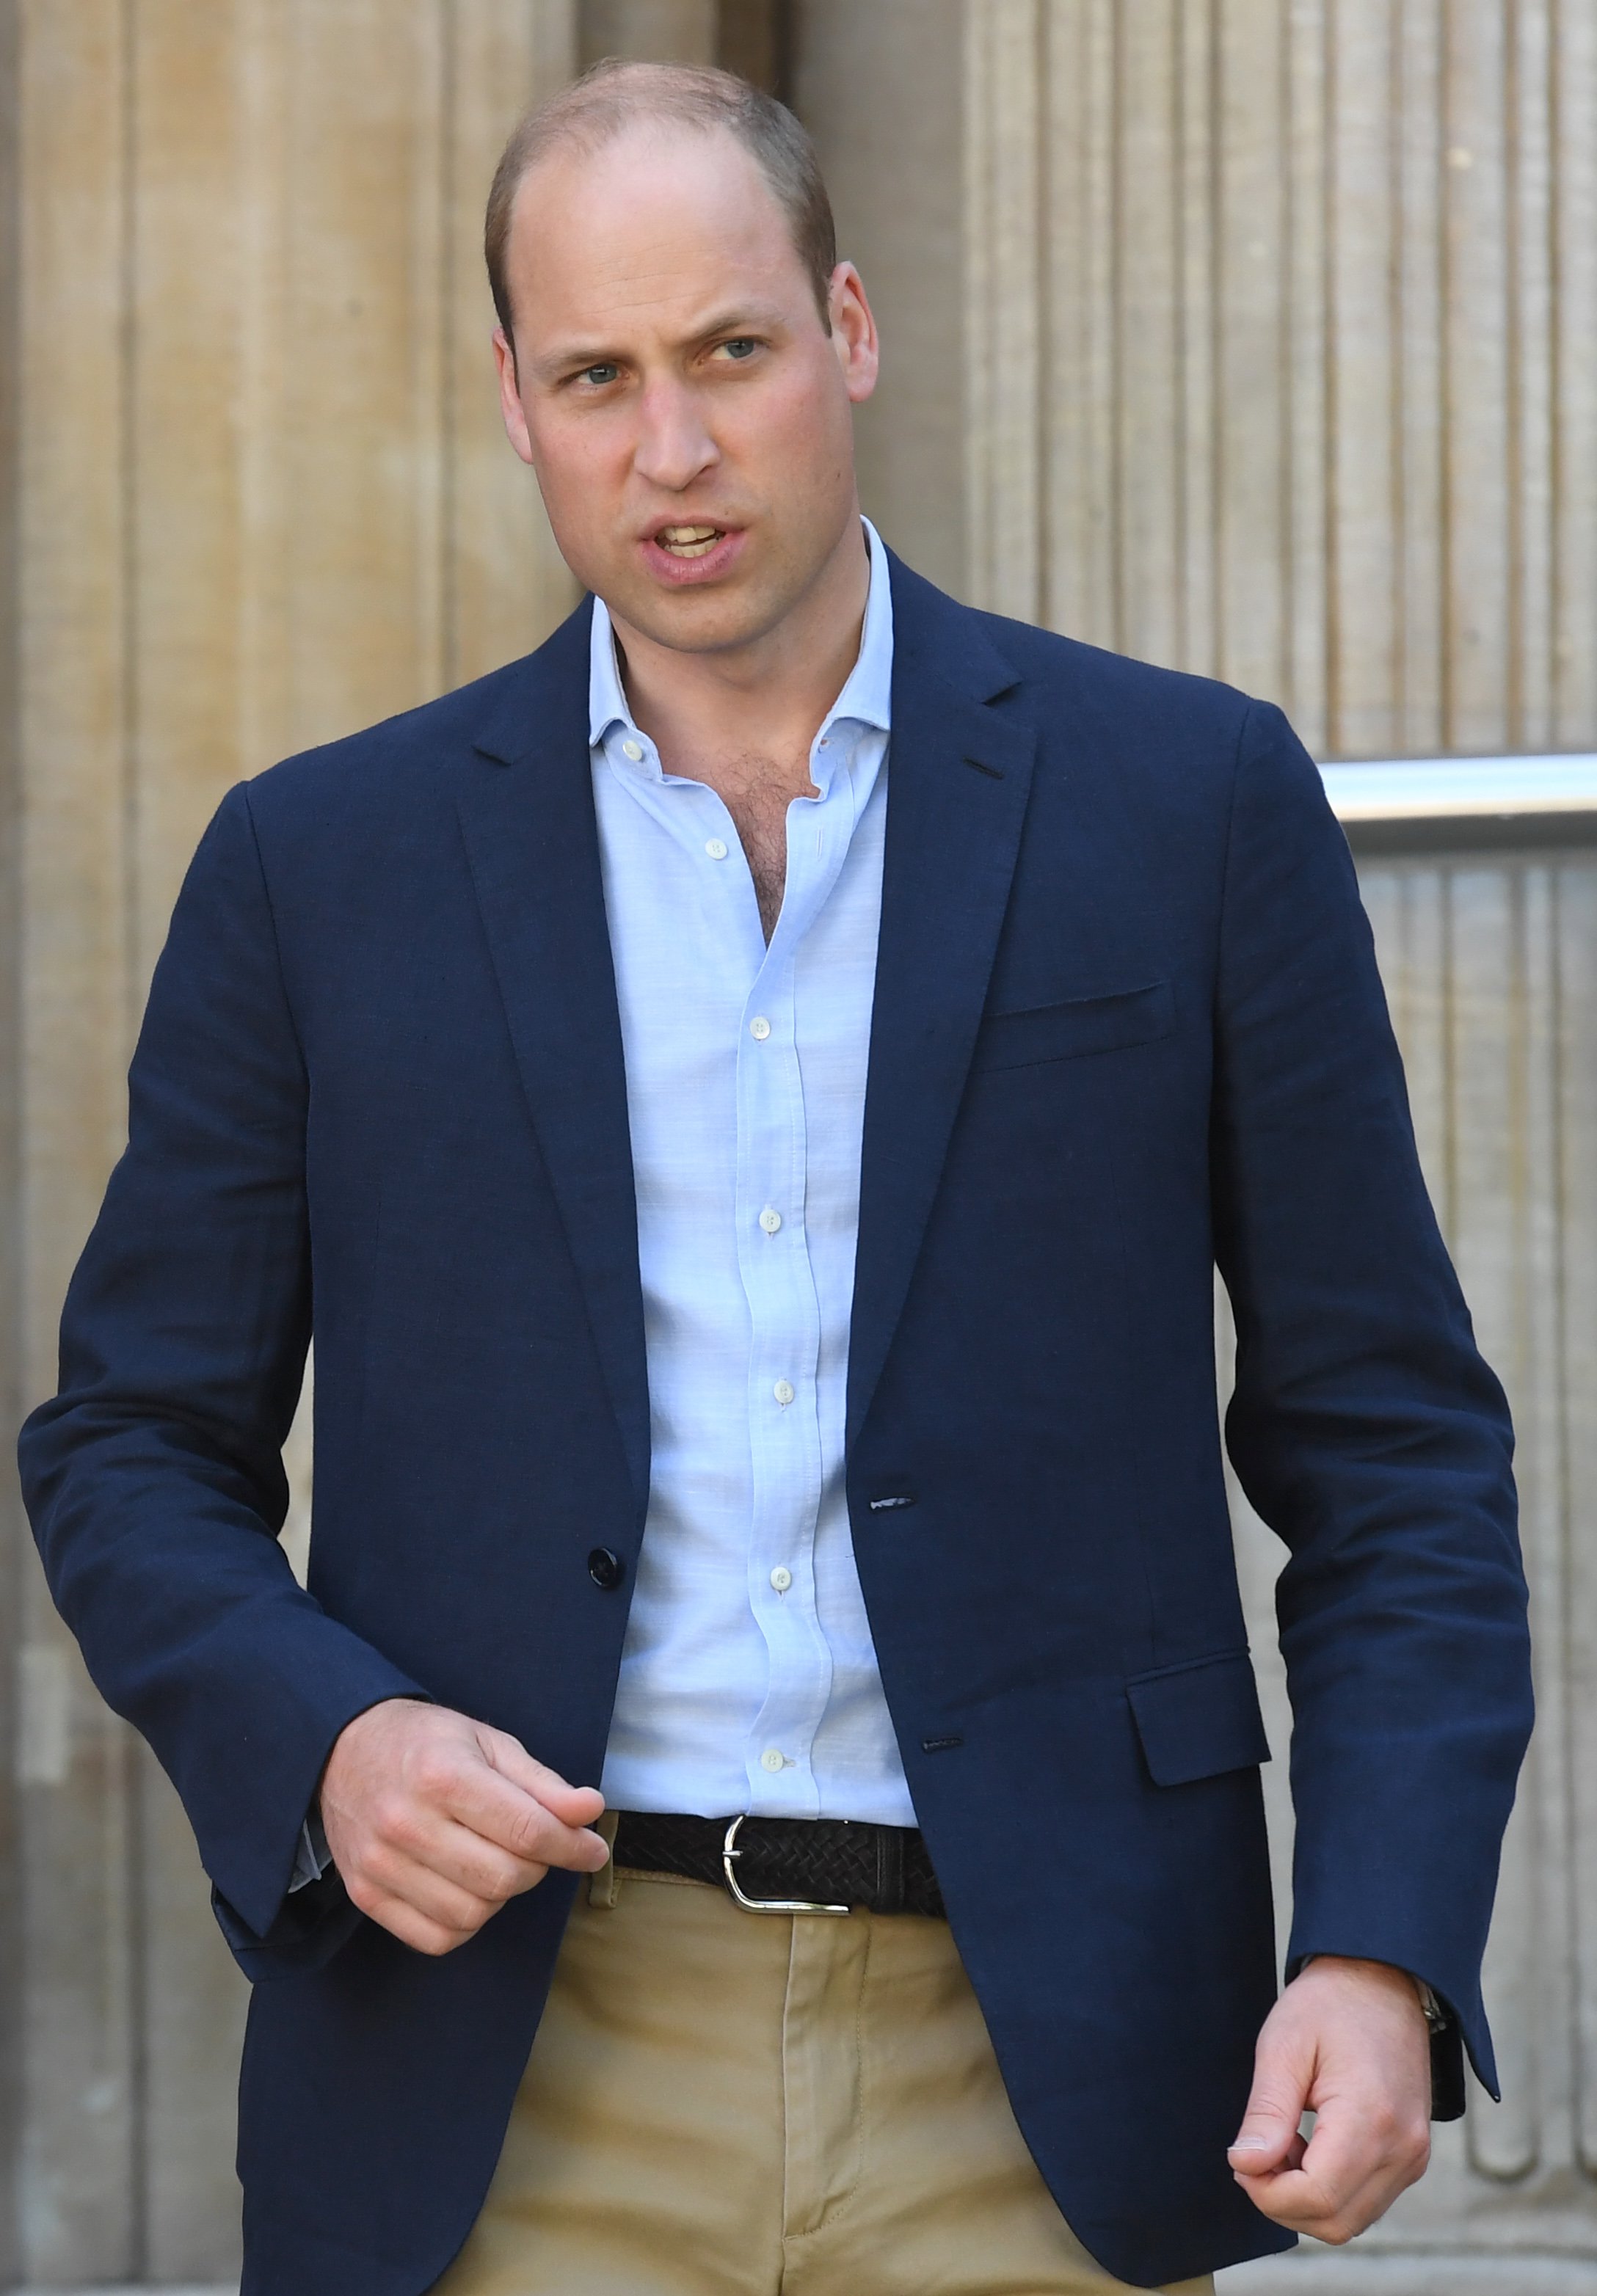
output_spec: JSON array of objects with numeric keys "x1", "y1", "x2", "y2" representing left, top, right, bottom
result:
[
  {"x1": 453, "y1": 603, "x2": 651, "y2": 1522},
  {"x1": 848, "y1": 562, "x2": 1038, "y2": 1446}
]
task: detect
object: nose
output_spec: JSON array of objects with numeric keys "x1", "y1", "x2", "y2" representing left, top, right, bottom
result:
[{"x1": 633, "y1": 377, "x2": 719, "y2": 493}]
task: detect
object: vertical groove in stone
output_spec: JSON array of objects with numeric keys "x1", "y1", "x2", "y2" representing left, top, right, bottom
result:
[
  {"x1": 1552, "y1": 0, "x2": 1597, "y2": 750},
  {"x1": 962, "y1": 0, "x2": 1597, "y2": 759},
  {"x1": 118, "y1": 23, "x2": 148, "y2": 2262},
  {"x1": 0, "y1": 0, "x2": 21, "y2": 2273},
  {"x1": 1040, "y1": 0, "x2": 1115, "y2": 646},
  {"x1": 1561, "y1": 858, "x2": 1597, "y2": 2179},
  {"x1": 440, "y1": 0, "x2": 459, "y2": 698},
  {"x1": 16, "y1": 0, "x2": 139, "y2": 2275},
  {"x1": 1284, "y1": 0, "x2": 1328, "y2": 747},
  {"x1": 1395, "y1": 0, "x2": 1444, "y2": 755},
  {"x1": 1516, "y1": 0, "x2": 1555, "y2": 754},
  {"x1": 963, "y1": 0, "x2": 1041, "y2": 622},
  {"x1": 1452, "y1": 858, "x2": 1541, "y2": 2184}
]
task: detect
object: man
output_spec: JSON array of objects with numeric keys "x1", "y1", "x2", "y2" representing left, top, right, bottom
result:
[{"x1": 19, "y1": 58, "x2": 1530, "y2": 2296}]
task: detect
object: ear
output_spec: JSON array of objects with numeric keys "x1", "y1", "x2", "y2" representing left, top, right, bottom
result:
[
  {"x1": 493, "y1": 326, "x2": 536, "y2": 466},
  {"x1": 828, "y1": 262, "x2": 880, "y2": 407}
]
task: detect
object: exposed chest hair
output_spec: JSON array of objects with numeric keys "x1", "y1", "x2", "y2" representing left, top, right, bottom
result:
[{"x1": 699, "y1": 748, "x2": 818, "y2": 942}]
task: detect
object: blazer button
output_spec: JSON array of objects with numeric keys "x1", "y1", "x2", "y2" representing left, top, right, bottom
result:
[{"x1": 588, "y1": 1546, "x2": 625, "y2": 1591}]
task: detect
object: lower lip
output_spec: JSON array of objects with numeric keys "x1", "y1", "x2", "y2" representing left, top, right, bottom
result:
[{"x1": 639, "y1": 527, "x2": 747, "y2": 587}]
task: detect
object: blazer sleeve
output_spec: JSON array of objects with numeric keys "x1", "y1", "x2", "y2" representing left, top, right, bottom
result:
[
  {"x1": 1210, "y1": 701, "x2": 1533, "y2": 2113},
  {"x1": 18, "y1": 782, "x2": 427, "y2": 1972}
]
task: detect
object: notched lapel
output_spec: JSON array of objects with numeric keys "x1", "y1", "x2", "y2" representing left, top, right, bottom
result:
[
  {"x1": 849, "y1": 572, "x2": 1038, "y2": 1446},
  {"x1": 453, "y1": 619, "x2": 650, "y2": 1521}
]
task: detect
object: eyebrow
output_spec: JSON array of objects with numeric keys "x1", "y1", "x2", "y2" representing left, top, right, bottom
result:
[{"x1": 530, "y1": 301, "x2": 793, "y2": 383}]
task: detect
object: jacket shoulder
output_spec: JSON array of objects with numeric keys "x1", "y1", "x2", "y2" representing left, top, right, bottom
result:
[
  {"x1": 887, "y1": 552, "x2": 1261, "y2": 759},
  {"x1": 243, "y1": 599, "x2": 591, "y2": 825},
  {"x1": 977, "y1": 605, "x2": 1260, "y2": 753}
]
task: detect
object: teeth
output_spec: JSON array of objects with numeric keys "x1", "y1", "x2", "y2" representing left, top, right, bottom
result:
[{"x1": 658, "y1": 524, "x2": 722, "y2": 558}]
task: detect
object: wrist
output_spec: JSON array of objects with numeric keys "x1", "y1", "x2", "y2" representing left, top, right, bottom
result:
[{"x1": 1301, "y1": 1953, "x2": 1447, "y2": 2033}]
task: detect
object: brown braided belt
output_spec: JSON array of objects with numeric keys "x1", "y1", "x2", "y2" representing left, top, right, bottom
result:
[{"x1": 611, "y1": 1810, "x2": 946, "y2": 1918}]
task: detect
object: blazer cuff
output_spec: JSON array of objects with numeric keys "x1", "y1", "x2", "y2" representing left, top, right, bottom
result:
[{"x1": 212, "y1": 1867, "x2": 363, "y2": 1981}]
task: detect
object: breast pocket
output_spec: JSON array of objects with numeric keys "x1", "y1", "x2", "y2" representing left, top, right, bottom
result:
[{"x1": 970, "y1": 980, "x2": 1176, "y2": 1074}]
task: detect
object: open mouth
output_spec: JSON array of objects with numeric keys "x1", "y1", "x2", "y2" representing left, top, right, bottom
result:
[{"x1": 653, "y1": 523, "x2": 727, "y2": 560}]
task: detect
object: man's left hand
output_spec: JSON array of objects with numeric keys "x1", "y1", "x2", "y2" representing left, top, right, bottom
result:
[{"x1": 1229, "y1": 1956, "x2": 1433, "y2": 2242}]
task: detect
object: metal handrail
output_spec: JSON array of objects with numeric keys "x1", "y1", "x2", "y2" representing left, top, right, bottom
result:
[{"x1": 1319, "y1": 754, "x2": 1597, "y2": 824}]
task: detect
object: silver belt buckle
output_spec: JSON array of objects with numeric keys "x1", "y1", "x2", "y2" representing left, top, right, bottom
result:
[{"x1": 721, "y1": 1814, "x2": 851, "y2": 1916}]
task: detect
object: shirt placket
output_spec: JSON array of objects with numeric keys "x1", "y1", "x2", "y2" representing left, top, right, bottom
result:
[{"x1": 738, "y1": 743, "x2": 862, "y2": 1813}]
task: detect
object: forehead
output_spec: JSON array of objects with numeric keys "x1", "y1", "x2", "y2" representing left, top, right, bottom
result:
[{"x1": 505, "y1": 121, "x2": 807, "y2": 339}]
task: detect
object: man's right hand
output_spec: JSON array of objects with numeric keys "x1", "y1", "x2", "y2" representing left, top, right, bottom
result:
[{"x1": 319, "y1": 1699, "x2": 611, "y2": 1956}]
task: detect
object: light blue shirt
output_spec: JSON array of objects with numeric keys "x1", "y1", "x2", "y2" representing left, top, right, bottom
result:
[
  {"x1": 291, "y1": 522, "x2": 909, "y2": 1890},
  {"x1": 594, "y1": 520, "x2": 915, "y2": 1826}
]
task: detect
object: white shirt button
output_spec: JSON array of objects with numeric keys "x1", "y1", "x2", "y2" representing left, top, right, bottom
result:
[
  {"x1": 759, "y1": 1207, "x2": 782, "y2": 1235},
  {"x1": 773, "y1": 1379, "x2": 795, "y2": 1406},
  {"x1": 760, "y1": 1747, "x2": 787, "y2": 1774},
  {"x1": 705, "y1": 837, "x2": 729, "y2": 860},
  {"x1": 620, "y1": 737, "x2": 644, "y2": 762},
  {"x1": 749, "y1": 1016, "x2": 771, "y2": 1041},
  {"x1": 770, "y1": 1565, "x2": 793, "y2": 1592}
]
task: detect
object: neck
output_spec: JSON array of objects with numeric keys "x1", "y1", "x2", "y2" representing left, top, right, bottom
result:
[{"x1": 608, "y1": 512, "x2": 871, "y2": 769}]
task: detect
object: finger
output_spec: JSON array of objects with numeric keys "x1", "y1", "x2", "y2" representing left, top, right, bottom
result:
[
  {"x1": 349, "y1": 1851, "x2": 515, "y2": 1940},
  {"x1": 479, "y1": 1730, "x2": 607, "y2": 1829},
  {"x1": 1289, "y1": 2089, "x2": 1428, "y2": 2231},
  {"x1": 1232, "y1": 2164, "x2": 1326, "y2": 2236},
  {"x1": 352, "y1": 1884, "x2": 481, "y2": 1958},
  {"x1": 441, "y1": 1760, "x2": 609, "y2": 1873},
  {"x1": 1235, "y1": 2159, "x2": 1386, "y2": 2242},
  {"x1": 1236, "y1": 2113, "x2": 1417, "y2": 2241},
  {"x1": 361, "y1": 1812, "x2": 550, "y2": 1906}
]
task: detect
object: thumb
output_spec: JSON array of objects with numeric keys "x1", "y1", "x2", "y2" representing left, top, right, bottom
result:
[{"x1": 1229, "y1": 2066, "x2": 1309, "y2": 2176}]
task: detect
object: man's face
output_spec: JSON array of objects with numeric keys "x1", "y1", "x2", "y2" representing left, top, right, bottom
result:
[{"x1": 495, "y1": 123, "x2": 878, "y2": 655}]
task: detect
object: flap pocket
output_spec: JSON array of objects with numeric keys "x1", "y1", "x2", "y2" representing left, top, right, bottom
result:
[
  {"x1": 972, "y1": 980, "x2": 1176, "y2": 1073},
  {"x1": 1126, "y1": 1650, "x2": 1271, "y2": 1787}
]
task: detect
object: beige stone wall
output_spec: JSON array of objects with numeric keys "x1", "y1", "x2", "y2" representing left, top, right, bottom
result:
[
  {"x1": 795, "y1": 0, "x2": 968, "y2": 597},
  {"x1": 4, "y1": 3, "x2": 1597, "y2": 2289},
  {"x1": 947, "y1": 1, "x2": 1597, "y2": 763},
  {"x1": 1, "y1": 5, "x2": 578, "y2": 2280}
]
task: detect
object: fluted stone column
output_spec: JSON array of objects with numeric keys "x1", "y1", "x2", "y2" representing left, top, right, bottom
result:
[
  {"x1": 1, "y1": 4, "x2": 578, "y2": 2281},
  {"x1": 943, "y1": 0, "x2": 1597, "y2": 765}
]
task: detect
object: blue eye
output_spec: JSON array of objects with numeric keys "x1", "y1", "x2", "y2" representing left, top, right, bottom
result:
[
  {"x1": 721, "y1": 338, "x2": 757, "y2": 360},
  {"x1": 581, "y1": 363, "x2": 619, "y2": 386}
]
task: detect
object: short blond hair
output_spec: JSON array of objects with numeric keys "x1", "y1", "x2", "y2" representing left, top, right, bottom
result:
[{"x1": 484, "y1": 59, "x2": 838, "y2": 340}]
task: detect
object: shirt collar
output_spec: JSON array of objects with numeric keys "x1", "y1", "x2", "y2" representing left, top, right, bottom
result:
[{"x1": 588, "y1": 516, "x2": 894, "y2": 753}]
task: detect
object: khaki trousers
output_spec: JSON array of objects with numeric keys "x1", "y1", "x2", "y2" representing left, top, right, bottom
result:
[{"x1": 432, "y1": 1861, "x2": 1213, "y2": 2296}]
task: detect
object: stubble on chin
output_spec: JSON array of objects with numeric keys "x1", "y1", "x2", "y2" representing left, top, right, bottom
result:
[{"x1": 600, "y1": 558, "x2": 796, "y2": 661}]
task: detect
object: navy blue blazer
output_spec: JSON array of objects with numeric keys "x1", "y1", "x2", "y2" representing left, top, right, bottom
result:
[{"x1": 19, "y1": 558, "x2": 1531, "y2": 2292}]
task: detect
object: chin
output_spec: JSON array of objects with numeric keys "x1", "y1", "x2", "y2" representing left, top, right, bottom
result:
[{"x1": 614, "y1": 582, "x2": 774, "y2": 656}]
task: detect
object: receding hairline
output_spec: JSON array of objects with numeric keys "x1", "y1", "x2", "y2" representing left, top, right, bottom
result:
[
  {"x1": 484, "y1": 59, "x2": 838, "y2": 345},
  {"x1": 507, "y1": 110, "x2": 780, "y2": 236}
]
